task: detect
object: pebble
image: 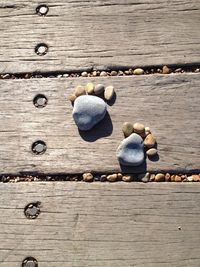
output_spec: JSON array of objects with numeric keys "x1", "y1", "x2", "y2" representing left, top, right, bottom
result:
[
  {"x1": 94, "y1": 84, "x2": 105, "y2": 95},
  {"x1": 100, "y1": 71, "x2": 108, "y2": 77},
  {"x1": 155, "y1": 173, "x2": 165, "y2": 182},
  {"x1": 175, "y1": 68, "x2": 182, "y2": 73},
  {"x1": 73, "y1": 95, "x2": 107, "y2": 131},
  {"x1": 107, "y1": 174, "x2": 118, "y2": 182},
  {"x1": 150, "y1": 174, "x2": 155, "y2": 181},
  {"x1": 144, "y1": 134, "x2": 156, "y2": 148},
  {"x1": 63, "y1": 73, "x2": 69, "y2": 78},
  {"x1": 175, "y1": 175, "x2": 182, "y2": 182},
  {"x1": 122, "y1": 175, "x2": 133, "y2": 182},
  {"x1": 165, "y1": 173, "x2": 171, "y2": 182},
  {"x1": 74, "y1": 85, "x2": 86, "y2": 97},
  {"x1": 187, "y1": 176, "x2": 193, "y2": 182},
  {"x1": 116, "y1": 133, "x2": 144, "y2": 166},
  {"x1": 104, "y1": 86, "x2": 115, "y2": 101},
  {"x1": 145, "y1": 126, "x2": 151, "y2": 136},
  {"x1": 118, "y1": 70, "x2": 124, "y2": 76},
  {"x1": 81, "y1": 71, "x2": 88, "y2": 77},
  {"x1": 162, "y1": 65, "x2": 170, "y2": 74},
  {"x1": 122, "y1": 122, "x2": 134, "y2": 137},
  {"x1": 133, "y1": 68, "x2": 144, "y2": 75},
  {"x1": 192, "y1": 175, "x2": 200, "y2": 182},
  {"x1": 146, "y1": 148, "x2": 158, "y2": 157},
  {"x1": 194, "y1": 68, "x2": 200, "y2": 73},
  {"x1": 138, "y1": 172, "x2": 150, "y2": 183},
  {"x1": 85, "y1": 83, "x2": 94, "y2": 94},
  {"x1": 83, "y1": 173, "x2": 93, "y2": 182},
  {"x1": 133, "y1": 122, "x2": 145, "y2": 134},
  {"x1": 110, "y1": 70, "x2": 118, "y2": 76},
  {"x1": 68, "y1": 94, "x2": 77, "y2": 103},
  {"x1": 100, "y1": 175, "x2": 107, "y2": 182},
  {"x1": 117, "y1": 173, "x2": 123, "y2": 180}
]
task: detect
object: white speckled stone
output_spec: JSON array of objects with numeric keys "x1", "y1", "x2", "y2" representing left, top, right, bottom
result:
[
  {"x1": 73, "y1": 95, "x2": 107, "y2": 131},
  {"x1": 116, "y1": 133, "x2": 144, "y2": 166}
]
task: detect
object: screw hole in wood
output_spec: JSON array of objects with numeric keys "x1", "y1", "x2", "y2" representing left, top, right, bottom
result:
[
  {"x1": 24, "y1": 202, "x2": 41, "y2": 219},
  {"x1": 33, "y1": 94, "x2": 48, "y2": 108},
  {"x1": 35, "y1": 43, "x2": 48, "y2": 56},
  {"x1": 32, "y1": 140, "x2": 47, "y2": 155},
  {"x1": 36, "y1": 4, "x2": 49, "y2": 16},
  {"x1": 22, "y1": 256, "x2": 38, "y2": 267}
]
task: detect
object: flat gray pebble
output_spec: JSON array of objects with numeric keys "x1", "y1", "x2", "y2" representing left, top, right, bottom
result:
[
  {"x1": 73, "y1": 95, "x2": 107, "y2": 131},
  {"x1": 116, "y1": 133, "x2": 144, "y2": 166}
]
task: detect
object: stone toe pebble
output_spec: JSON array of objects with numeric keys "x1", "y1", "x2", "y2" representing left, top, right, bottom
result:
[
  {"x1": 116, "y1": 133, "x2": 145, "y2": 166},
  {"x1": 144, "y1": 134, "x2": 156, "y2": 148},
  {"x1": 122, "y1": 122, "x2": 134, "y2": 137},
  {"x1": 74, "y1": 85, "x2": 86, "y2": 97},
  {"x1": 94, "y1": 84, "x2": 105, "y2": 95},
  {"x1": 104, "y1": 86, "x2": 115, "y2": 101},
  {"x1": 73, "y1": 95, "x2": 107, "y2": 131}
]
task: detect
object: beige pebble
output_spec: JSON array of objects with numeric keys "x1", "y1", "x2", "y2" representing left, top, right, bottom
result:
[
  {"x1": 138, "y1": 172, "x2": 150, "y2": 183},
  {"x1": 74, "y1": 85, "x2": 86, "y2": 97},
  {"x1": 94, "y1": 84, "x2": 105, "y2": 95},
  {"x1": 133, "y1": 68, "x2": 144, "y2": 75},
  {"x1": 165, "y1": 173, "x2": 171, "y2": 182},
  {"x1": 122, "y1": 175, "x2": 133, "y2": 182},
  {"x1": 68, "y1": 94, "x2": 76, "y2": 103},
  {"x1": 145, "y1": 126, "x2": 151, "y2": 136},
  {"x1": 107, "y1": 174, "x2": 118, "y2": 182},
  {"x1": 170, "y1": 175, "x2": 176, "y2": 182},
  {"x1": 122, "y1": 122, "x2": 134, "y2": 137},
  {"x1": 83, "y1": 173, "x2": 93, "y2": 182},
  {"x1": 192, "y1": 175, "x2": 200, "y2": 182},
  {"x1": 144, "y1": 134, "x2": 156, "y2": 148},
  {"x1": 104, "y1": 86, "x2": 115, "y2": 101},
  {"x1": 150, "y1": 174, "x2": 155, "y2": 182},
  {"x1": 187, "y1": 176, "x2": 193, "y2": 182},
  {"x1": 175, "y1": 175, "x2": 182, "y2": 182},
  {"x1": 117, "y1": 173, "x2": 123, "y2": 180},
  {"x1": 85, "y1": 83, "x2": 94, "y2": 94},
  {"x1": 100, "y1": 71, "x2": 108, "y2": 77},
  {"x1": 133, "y1": 122, "x2": 145, "y2": 134},
  {"x1": 162, "y1": 65, "x2": 170, "y2": 74},
  {"x1": 146, "y1": 148, "x2": 158, "y2": 157},
  {"x1": 81, "y1": 71, "x2": 88, "y2": 77},
  {"x1": 110, "y1": 70, "x2": 118, "y2": 76},
  {"x1": 155, "y1": 173, "x2": 165, "y2": 182}
]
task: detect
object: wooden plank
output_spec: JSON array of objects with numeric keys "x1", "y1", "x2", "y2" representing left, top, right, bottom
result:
[
  {"x1": 0, "y1": 73, "x2": 199, "y2": 174},
  {"x1": 0, "y1": 0, "x2": 200, "y2": 73},
  {"x1": 0, "y1": 182, "x2": 200, "y2": 266}
]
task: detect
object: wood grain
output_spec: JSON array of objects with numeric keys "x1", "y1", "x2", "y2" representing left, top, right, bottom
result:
[
  {"x1": 0, "y1": 73, "x2": 199, "y2": 174},
  {"x1": 0, "y1": 0, "x2": 200, "y2": 73},
  {"x1": 0, "y1": 182, "x2": 200, "y2": 266}
]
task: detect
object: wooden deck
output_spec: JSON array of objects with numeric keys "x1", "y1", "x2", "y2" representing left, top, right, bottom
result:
[{"x1": 0, "y1": 0, "x2": 200, "y2": 266}]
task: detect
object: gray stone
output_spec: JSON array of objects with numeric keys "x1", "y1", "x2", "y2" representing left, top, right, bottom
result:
[
  {"x1": 116, "y1": 133, "x2": 144, "y2": 166},
  {"x1": 73, "y1": 95, "x2": 107, "y2": 131}
]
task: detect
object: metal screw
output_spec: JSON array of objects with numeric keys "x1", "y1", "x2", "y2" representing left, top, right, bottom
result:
[
  {"x1": 33, "y1": 94, "x2": 48, "y2": 108},
  {"x1": 35, "y1": 43, "x2": 48, "y2": 56},
  {"x1": 36, "y1": 4, "x2": 49, "y2": 16},
  {"x1": 32, "y1": 141, "x2": 47, "y2": 155},
  {"x1": 22, "y1": 257, "x2": 38, "y2": 267},
  {"x1": 24, "y1": 202, "x2": 41, "y2": 219}
]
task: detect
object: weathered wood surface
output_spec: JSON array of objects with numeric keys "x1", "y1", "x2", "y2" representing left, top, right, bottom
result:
[
  {"x1": 0, "y1": 73, "x2": 199, "y2": 174},
  {"x1": 0, "y1": 0, "x2": 200, "y2": 73},
  {"x1": 0, "y1": 182, "x2": 200, "y2": 267}
]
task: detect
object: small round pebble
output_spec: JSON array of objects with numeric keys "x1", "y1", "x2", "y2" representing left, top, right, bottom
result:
[
  {"x1": 155, "y1": 173, "x2": 165, "y2": 182},
  {"x1": 83, "y1": 173, "x2": 93, "y2": 182},
  {"x1": 175, "y1": 175, "x2": 182, "y2": 182},
  {"x1": 133, "y1": 122, "x2": 145, "y2": 134},
  {"x1": 104, "y1": 86, "x2": 115, "y2": 101},
  {"x1": 144, "y1": 134, "x2": 156, "y2": 148},
  {"x1": 68, "y1": 94, "x2": 76, "y2": 103},
  {"x1": 100, "y1": 71, "x2": 108, "y2": 77},
  {"x1": 133, "y1": 68, "x2": 144, "y2": 75},
  {"x1": 74, "y1": 85, "x2": 86, "y2": 97},
  {"x1": 94, "y1": 84, "x2": 105, "y2": 95},
  {"x1": 162, "y1": 65, "x2": 170, "y2": 74},
  {"x1": 111, "y1": 70, "x2": 118, "y2": 76},
  {"x1": 187, "y1": 176, "x2": 193, "y2": 182},
  {"x1": 85, "y1": 83, "x2": 94, "y2": 94},
  {"x1": 122, "y1": 122, "x2": 134, "y2": 137},
  {"x1": 122, "y1": 175, "x2": 133, "y2": 182},
  {"x1": 165, "y1": 173, "x2": 171, "y2": 182},
  {"x1": 81, "y1": 71, "x2": 88, "y2": 77},
  {"x1": 138, "y1": 172, "x2": 150, "y2": 183},
  {"x1": 100, "y1": 174, "x2": 107, "y2": 182},
  {"x1": 192, "y1": 175, "x2": 200, "y2": 182},
  {"x1": 145, "y1": 126, "x2": 151, "y2": 136},
  {"x1": 146, "y1": 148, "x2": 158, "y2": 157},
  {"x1": 107, "y1": 174, "x2": 118, "y2": 182},
  {"x1": 150, "y1": 174, "x2": 155, "y2": 182}
]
